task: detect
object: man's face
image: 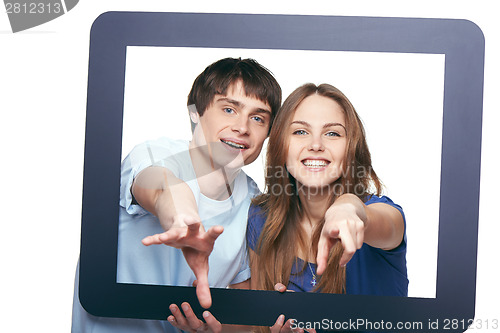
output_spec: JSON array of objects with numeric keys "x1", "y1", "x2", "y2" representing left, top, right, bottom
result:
[{"x1": 191, "y1": 80, "x2": 272, "y2": 170}]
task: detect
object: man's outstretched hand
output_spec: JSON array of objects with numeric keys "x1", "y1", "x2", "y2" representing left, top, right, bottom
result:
[{"x1": 142, "y1": 215, "x2": 224, "y2": 309}]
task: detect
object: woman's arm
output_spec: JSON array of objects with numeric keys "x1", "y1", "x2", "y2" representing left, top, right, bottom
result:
[
  {"x1": 364, "y1": 200, "x2": 405, "y2": 250},
  {"x1": 316, "y1": 193, "x2": 404, "y2": 275}
]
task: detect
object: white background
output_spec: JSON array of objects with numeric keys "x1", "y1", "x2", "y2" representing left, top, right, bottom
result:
[{"x1": 1, "y1": 0, "x2": 498, "y2": 331}]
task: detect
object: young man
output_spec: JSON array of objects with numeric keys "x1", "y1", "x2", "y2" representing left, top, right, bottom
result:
[{"x1": 71, "y1": 58, "x2": 281, "y2": 332}]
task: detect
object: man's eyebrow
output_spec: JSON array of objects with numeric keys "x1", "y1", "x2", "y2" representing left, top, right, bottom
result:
[
  {"x1": 216, "y1": 97, "x2": 242, "y2": 107},
  {"x1": 254, "y1": 108, "x2": 272, "y2": 116},
  {"x1": 216, "y1": 97, "x2": 272, "y2": 115}
]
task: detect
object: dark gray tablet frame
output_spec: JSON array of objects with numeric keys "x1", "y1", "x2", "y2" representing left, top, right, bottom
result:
[{"x1": 79, "y1": 12, "x2": 484, "y2": 331}]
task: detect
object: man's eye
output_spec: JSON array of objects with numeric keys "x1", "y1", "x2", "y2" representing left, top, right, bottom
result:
[
  {"x1": 223, "y1": 108, "x2": 235, "y2": 114},
  {"x1": 292, "y1": 130, "x2": 307, "y2": 135},
  {"x1": 251, "y1": 116, "x2": 265, "y2": 124}
]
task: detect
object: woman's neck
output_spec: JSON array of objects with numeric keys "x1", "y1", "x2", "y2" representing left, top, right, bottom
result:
[
  {"x1": 295, "y1": 187, "x2": 333, "y2": 263},
  {"x1": 298, "y1": 186, "x2": 332, "y2": 226}
]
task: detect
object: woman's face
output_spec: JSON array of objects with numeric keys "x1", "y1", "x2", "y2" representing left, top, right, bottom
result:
[{"x1": 286, "y1": 94, "x2": 347, "y2": 193}]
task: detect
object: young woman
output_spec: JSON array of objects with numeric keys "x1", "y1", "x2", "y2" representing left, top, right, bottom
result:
[
  {"x1": 168, "y1": 83, "x2": 407, "y2": 332},
  {"x1": 247, "y1": 83, "x2": 407, "y2": 297}
]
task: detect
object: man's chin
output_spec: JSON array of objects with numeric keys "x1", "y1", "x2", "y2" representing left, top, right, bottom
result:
[
  {"x1": 212, "y1": 153, "x2": 245, "y2": 171},
  {"x1": 222, "y1": 159, "x2": 245, "y2": 171}
]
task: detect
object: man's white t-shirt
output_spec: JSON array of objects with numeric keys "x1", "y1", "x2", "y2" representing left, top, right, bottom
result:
[
  {"x1": 117, "y1": 137, "x2": 258, "y2": 287},
  {"x1": 72, "y1": 137, "x2": 259, "y2": 332}
]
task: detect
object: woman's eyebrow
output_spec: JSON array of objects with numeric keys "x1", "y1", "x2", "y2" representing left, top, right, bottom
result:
[
  {"x1": 290, "y1": 120, "x2": 311, "y2": 127},
  {"x1": 324, "y1": 122, "x2": 347, "y2": 131},
  {"x1": 291, "y1": 120, "x2": 346, "y2": 131}
]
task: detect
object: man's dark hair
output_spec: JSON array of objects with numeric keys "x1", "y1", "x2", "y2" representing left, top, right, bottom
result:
[{"x1": 187, "y1": 58, "x2": 282, "y2": 131}]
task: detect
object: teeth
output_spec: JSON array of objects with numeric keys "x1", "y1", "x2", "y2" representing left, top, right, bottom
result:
[
  {"x1": 221, "y1": 140, "x2": 246, "y2": 149},
  {"x1": 303, "y1": 160, "x2": 328, "y2": 168}
]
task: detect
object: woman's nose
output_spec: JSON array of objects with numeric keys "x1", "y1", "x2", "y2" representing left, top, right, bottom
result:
[{"x1": 308, "y1": 135, "x2": 324, "y2": 151}]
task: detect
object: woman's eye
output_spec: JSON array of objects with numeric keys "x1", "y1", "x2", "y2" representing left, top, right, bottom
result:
[
  {"x1": 326, "y1": 131, "x2": 340, "y2": 137},
  {"x1": 292, "y1": 130, "x2": 307, "y2": 135}
]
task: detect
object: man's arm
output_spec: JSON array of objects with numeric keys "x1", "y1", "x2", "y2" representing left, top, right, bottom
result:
[
  {"x1": 132, "y1": 166, "x2": 223, "y2": 309},
  {"x1": 168, "y1": 280, "x2": 311, "y2": 333},
  {"x1": 132, "y1": 166, "x2": 199, "y2": 231}
]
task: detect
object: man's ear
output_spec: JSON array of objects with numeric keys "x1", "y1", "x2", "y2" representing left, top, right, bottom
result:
[
  {"x1": 188, "y1": 104, "x2": 200, "y2": 124},
  {"x1": 190, "y1": 111, "x2": 199, "y2": 124}
]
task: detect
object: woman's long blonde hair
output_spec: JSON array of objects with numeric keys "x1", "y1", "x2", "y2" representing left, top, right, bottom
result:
[{"x1": 251, "y1": 83, "x2": 382, "y2": 294}]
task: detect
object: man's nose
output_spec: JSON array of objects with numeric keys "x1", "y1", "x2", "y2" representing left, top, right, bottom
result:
[{"x1": 232, "y1": 116, "x2": 249, "y2": 135}]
